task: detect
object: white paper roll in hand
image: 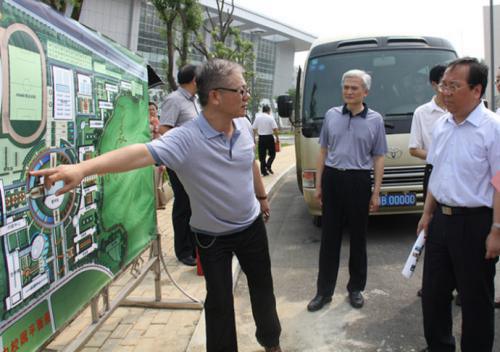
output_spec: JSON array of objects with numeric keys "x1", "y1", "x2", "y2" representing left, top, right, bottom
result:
[{"x1": 402, "y1": 230, "x2": 426, "y2": 279}]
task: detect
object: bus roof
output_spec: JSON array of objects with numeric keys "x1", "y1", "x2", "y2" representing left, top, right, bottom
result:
[{"x1": 309, "y1": 35, "x2": 456, "y2": 59}]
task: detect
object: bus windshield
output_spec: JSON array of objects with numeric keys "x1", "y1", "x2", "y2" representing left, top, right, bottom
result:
[{"x1": 302, "y1": 49, "x2": 456, "y2": 128}]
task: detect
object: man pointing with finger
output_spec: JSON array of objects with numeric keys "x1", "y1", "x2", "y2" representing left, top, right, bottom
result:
[{"x1": 32, "y1": 59, "x2": 282, "y2": 352}]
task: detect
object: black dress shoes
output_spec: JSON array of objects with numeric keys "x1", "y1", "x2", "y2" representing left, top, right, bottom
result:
[
  {"x1": 264, "y1": 346, "x2": 282, "y2": 352},
  {"x1": 307, "y1": 295, "x2": 332, "y2": 312},
  {"x1": 348, "y1": 291, "x2": 364, "y2": 308},
  {"x1": 180, "y1": 255, "x2": 197, "y2": 266}
]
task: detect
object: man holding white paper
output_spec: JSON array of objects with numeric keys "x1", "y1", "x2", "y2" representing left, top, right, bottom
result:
[{"x1": 417, "y1": 58, "x2": 500, "y2": 352}]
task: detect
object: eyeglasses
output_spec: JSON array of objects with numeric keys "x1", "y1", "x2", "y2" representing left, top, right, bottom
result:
[
  {"x1": 437, "y1": 82, "x2": 473, "y2": 94},
  {"x1": 214, "y1": 86, "x2": 251, "y2": 97},
  {"x1": 495, "y1": 79, "x2": 500, "y2": 85}
]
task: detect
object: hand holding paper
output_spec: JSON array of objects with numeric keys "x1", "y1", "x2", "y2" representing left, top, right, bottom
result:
[{"x1": 402, "y1": 230, "x2": 426, "y2": 279}]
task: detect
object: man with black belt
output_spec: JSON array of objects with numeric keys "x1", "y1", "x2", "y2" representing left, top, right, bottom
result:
[
  {"x1": 417, "y1": 57, "x2": 500, "y2": 352},
  {"x1": 159, "y1": 64, "x2": 199, "y2": 266},
  {"x1": 253, "y1": 105, "x2": 279, "y2": 176},
  {"x1": 307, "y1": 69, "x2": 387, "y2": 312}
]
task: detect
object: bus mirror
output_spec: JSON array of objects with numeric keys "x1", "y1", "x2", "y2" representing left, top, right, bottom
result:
[{"x1": 277, "y1": 95, "x2": 293, "y2": 118}]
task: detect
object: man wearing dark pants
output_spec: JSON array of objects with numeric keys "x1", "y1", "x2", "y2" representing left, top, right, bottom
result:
[
  {"x1": 159, "y1": 65, "x2": 199, "y2": 266},
  {"x1": 253, "y1": 105, "x2": 279, "y2": 176},
  {"x1": 417, "y1": 57, "x2": 500, "y2": 352},
  {"x1": 307, "y1": 69, "x2": 387, "y2": 312},
  {"x1": 31, "y1": 59, "x2": 282, "y2": 352}
]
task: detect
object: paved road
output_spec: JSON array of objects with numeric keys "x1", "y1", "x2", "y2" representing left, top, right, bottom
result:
[{"x1": 233, "y1": 170, "x2": 500, "y2": 352}]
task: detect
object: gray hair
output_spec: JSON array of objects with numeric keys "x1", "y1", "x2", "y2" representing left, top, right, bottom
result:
[
  {"x1": 341, "y1": 69, "x2": 372, "y2": 90},
  {"x1": 196, "y1": 59, "x2": 244, "y2": 107}
]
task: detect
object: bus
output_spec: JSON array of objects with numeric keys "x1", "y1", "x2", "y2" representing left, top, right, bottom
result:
[{"x1": 278, "y1": 35, "x2": 457, "y2": 225}]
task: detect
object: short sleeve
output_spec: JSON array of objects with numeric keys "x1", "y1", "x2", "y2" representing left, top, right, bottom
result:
[
  {"x1": 271, "y1": 118, "x2": 278, "y2": 129},
  {"x1": 159, "y1": 95, "x2": 180, "y2": 127},
  {"x1": 146, "y1": 127, "x2": 193, "y2": 171},
  {"x1": 371, "y1": 116, "x2": 388, "y2": 156},
  {"x1": 408, "y1": 109, "x2": 423, "y2": 149}
]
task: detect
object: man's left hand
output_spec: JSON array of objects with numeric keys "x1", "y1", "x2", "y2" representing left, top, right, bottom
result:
[
  {"x1": 369, "y1": 193, "x2": 380, "y2": 213},
  {"x1": 259, "y1": 199, "x2": 270, "y2": 222},
  {"x1": 485, "y1": 228, "x2": 500, "y2": 259}
]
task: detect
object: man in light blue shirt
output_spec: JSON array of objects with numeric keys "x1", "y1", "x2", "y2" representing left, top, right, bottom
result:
[
  {"x1": 31, "y1": 59, "x2": 282, "y2": 352},
  {"x1": 417, "y1": 57, "x2": 500, "y2": 352}
]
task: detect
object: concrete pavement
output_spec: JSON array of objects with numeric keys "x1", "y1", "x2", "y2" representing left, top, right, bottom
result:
[{"x1": 44, "y1": 145, "x2": 296, "y2": 352}]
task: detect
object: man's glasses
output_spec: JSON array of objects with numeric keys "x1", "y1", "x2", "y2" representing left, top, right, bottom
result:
[
  {"x1": 495, "y1": 79, "x2": 500, "y2": 85},
  {"x1": 437, "y1": 82, "x2": 473, "y2": 94},
  {"x1": 214, "y1": 86, "x2": 251, "y2": 97}
]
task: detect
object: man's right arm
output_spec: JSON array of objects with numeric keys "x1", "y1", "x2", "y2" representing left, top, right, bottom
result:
[
  {"x1": 417, "y1": 190, "x2": 437, "y2": 236},
  {"x1": 30, "y1": 144, "x2": 155, "y2": 196},
  {"x1": 408, "y1": 110, "x2": 426, "y2": 160},
  {"x1": 409, "y1": 147, "x2": 427, "y2": 160},
  {"x1": 315, "y1": 147, "x2": 327, "y2": 204}
]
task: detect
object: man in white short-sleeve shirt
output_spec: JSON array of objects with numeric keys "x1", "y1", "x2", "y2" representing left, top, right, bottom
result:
[{"x1": 252, "y1": 105, "x2": 279, "y2": 176}]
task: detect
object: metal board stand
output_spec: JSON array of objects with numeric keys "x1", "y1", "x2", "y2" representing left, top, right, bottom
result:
[{"x1": 61, "y1": 231, "x2": 203, "y2": 352}]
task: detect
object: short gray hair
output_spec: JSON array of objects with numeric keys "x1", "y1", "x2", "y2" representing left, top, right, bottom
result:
[
  {"x1": 342, "y1": 69, "x2": 372, "y2": 90},
  {"x1": 196, "y1": 59, "x2": 244, "y2": 106}
]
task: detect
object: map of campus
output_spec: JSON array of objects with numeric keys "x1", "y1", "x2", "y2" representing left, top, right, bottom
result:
[{"x1": 0, "y1": 1, "x2": 156, "y2": 350}]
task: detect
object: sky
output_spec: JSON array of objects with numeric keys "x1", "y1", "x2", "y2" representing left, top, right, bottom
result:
[{"x1": 234, "y1": 0, "x2": 496, "y2": 66}]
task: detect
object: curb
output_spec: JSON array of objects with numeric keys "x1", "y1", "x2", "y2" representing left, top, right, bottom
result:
[{"x1": 185, "y1": 163, "x2": 296, "y2": 351}]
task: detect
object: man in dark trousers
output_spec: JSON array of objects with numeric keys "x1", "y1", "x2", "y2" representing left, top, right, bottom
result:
[
  {"x1": 159, "y1": 65, "x2": 199, "y2": 266},
  {"x1": 417, "y1": 57, "x2": 500, "y2": 352},
  {"x1": 307, "y1": 69, "x2": 387, "y2": 312},
  {"x1": 31, "y1": 59, "x2": 282, "y2": 352},
  {"x1": 252, "y1": 105, "x2": 279, "y2": 176}
]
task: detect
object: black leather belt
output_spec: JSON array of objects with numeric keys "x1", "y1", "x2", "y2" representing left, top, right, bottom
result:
[
  {"x1": 329, "y1": 166, "x2": 370, "y2": 173},
  {"x1": 437, "y1": 203, "x2": 491, "y2": 216}
]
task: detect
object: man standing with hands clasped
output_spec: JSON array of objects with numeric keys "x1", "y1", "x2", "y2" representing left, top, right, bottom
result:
[
  {"x1": 31, "y1": 59, "x2": 282, "y2": 352},
  {"x1": 417, "y1": 57, "x2": 500, "y2": 352},
  {"x1": 307, "y1": 69, "x2": 387, "y2": 312}
]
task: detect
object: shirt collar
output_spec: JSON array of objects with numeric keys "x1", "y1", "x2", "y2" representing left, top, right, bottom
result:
[
  {"x1": 430, "y1": 96, "x2": 446, "y2": 113},
  {"x1": 196, "y1": 113, "x2": 242, "y2": 139},
  {"x1": 446, "y1": 102, "x2": 485, "y2": 127},
  {"x1": 178, "y1": 86, "x2": 196, "y2": 101},
  {"x1": 342, "y1": 103, "x2": 368, "y2": 118}
]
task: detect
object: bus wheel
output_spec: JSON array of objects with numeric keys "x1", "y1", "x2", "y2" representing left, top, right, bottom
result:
[{"x1": 312, "y1": 216, "x2": 322, "y2": 227}]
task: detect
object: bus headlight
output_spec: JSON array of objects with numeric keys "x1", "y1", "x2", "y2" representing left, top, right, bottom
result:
[{"x1": 302, "y1": 170, "x2": 316, "y2": 188}]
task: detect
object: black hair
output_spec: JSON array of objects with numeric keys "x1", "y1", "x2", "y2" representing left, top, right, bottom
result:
[
  {"x1": 262, "y1": 105, "x2": 271, "y2": 113},
  {"x1": 447, "y1": 57, "x2": 488, "y2": 97},
  {"x1": 177, "y1": 64, "x2": 197, "y2": 85},
  {"x1": 429, "y1": 64, "x2": 446, "y2": 84},
  {"x1": 148, "y1": 101, "x2": 157, "y2": 109}
]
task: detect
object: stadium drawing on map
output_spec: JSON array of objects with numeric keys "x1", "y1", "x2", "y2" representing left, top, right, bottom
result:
[{"x1": 0, "y1": 1, "x2": 156, "y2": 350}]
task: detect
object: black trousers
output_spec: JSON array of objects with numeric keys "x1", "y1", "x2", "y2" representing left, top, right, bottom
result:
[
  {"x1": 166, "y1": 168, "x2": 195, "y2": 260},
  {"x1": 422, "y1": 206, "x2": 496, "y2": 352},
  {"x1": 316, "y1": 167, "x2": 371, "y2": 297},
  {"x1": 258, "y1": 135, "x2": 276, "y2": 174},
  {"x1": 196, "y1": 217, "x2": 281, "y2": 352}
]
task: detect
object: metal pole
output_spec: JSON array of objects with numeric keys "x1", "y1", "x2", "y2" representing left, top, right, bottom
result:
[{"x1": 490, "y1": 0, "x2": 496, "y2": 111}]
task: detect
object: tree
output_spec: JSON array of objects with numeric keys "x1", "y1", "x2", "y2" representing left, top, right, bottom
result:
[{"x1": 40, "y1": 0, "x2": 83, "y2": 20}]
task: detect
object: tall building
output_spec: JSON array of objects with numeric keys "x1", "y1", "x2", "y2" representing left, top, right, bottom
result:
[{"x1": 78, "y1": 0, "x2": 316, "y2": 110}]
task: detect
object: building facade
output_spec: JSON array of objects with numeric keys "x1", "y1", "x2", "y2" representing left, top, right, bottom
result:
[
  {"x1": 78, "y1": 0, "x2": 316, "y2": 112},
  {"x1": 483, "y1": 4, "x2": 500, "y2": 110}
]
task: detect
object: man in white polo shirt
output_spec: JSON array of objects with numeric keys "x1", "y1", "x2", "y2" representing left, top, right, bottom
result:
[
  {"x1": 253, "y1": 105, "x2": 279, "y2": 176},
  {"x1": 31, "y1": 59, "x2": 282, "y2": 352}
]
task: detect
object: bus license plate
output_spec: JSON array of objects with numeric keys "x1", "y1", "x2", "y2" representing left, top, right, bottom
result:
[{"x1": 380, "y1": 192, "x2": 416, "y2": 207}]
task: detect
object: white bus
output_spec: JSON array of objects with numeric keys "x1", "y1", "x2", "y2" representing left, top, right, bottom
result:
[{"x1": 278, "y1": 35, "x2": 457, "y2": 225}]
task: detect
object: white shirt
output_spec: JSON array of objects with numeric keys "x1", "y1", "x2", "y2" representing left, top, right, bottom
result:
[
  {"x1": 496, "y1": 107, "x2": 500, "y2": 115},
  {"x1": 408, "y1": 96, "x2": 447, "y2": 151},
  {"x1": 252, "y1": 112, "x2": 277, "y2": 135},
  {"x1": 427, "y1": 103, "x2": 500, "y2": 207}
]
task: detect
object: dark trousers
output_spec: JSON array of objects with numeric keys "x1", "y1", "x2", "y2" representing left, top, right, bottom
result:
[
  {"x1": 166, "y1": 168, "x2": 195, "y2": 260},
  {"x1": 316, "y1": 167, "x2": 371, "y2": 296},
  {"x1": 422, "y1": 206, "x2": 496, "y2": 352},
  {"x1": 196, "y1": 217, "x2": 281, "y2": 352},
  {"x1": 258, "y1": 135, "x2": 276, "y2": 174}
]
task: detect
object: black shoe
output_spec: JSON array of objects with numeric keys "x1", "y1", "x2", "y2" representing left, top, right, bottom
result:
[
  {"x1": 264, "y1": 346, "x2": 282, "y2": 352},
  {"x1": 180, "y1": 255, "x2": 197, "y2": 266},
  {"x1": 417, "y1": 288, "x2": 422, "y2": 297},
  {"x1": 267, "y1": 168, "x2": 274, "y2": 174},
  {"x1": 307, "y1": 295, "x2": 332, "y2": 312},
  {"x1": 261, "y1": 172, "x2": 269, "y2": 176},
  {"x1": 495, "y1": 300, "x2": 500, "y2": 309},
  {"x1": 348, "y1": 291, "x2": 364, "y2": 308}
]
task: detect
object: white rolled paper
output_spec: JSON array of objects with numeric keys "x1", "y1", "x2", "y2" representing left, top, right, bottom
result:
[{"x1": 402, "y1": 230, "x2": 426, "y2": 279}]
